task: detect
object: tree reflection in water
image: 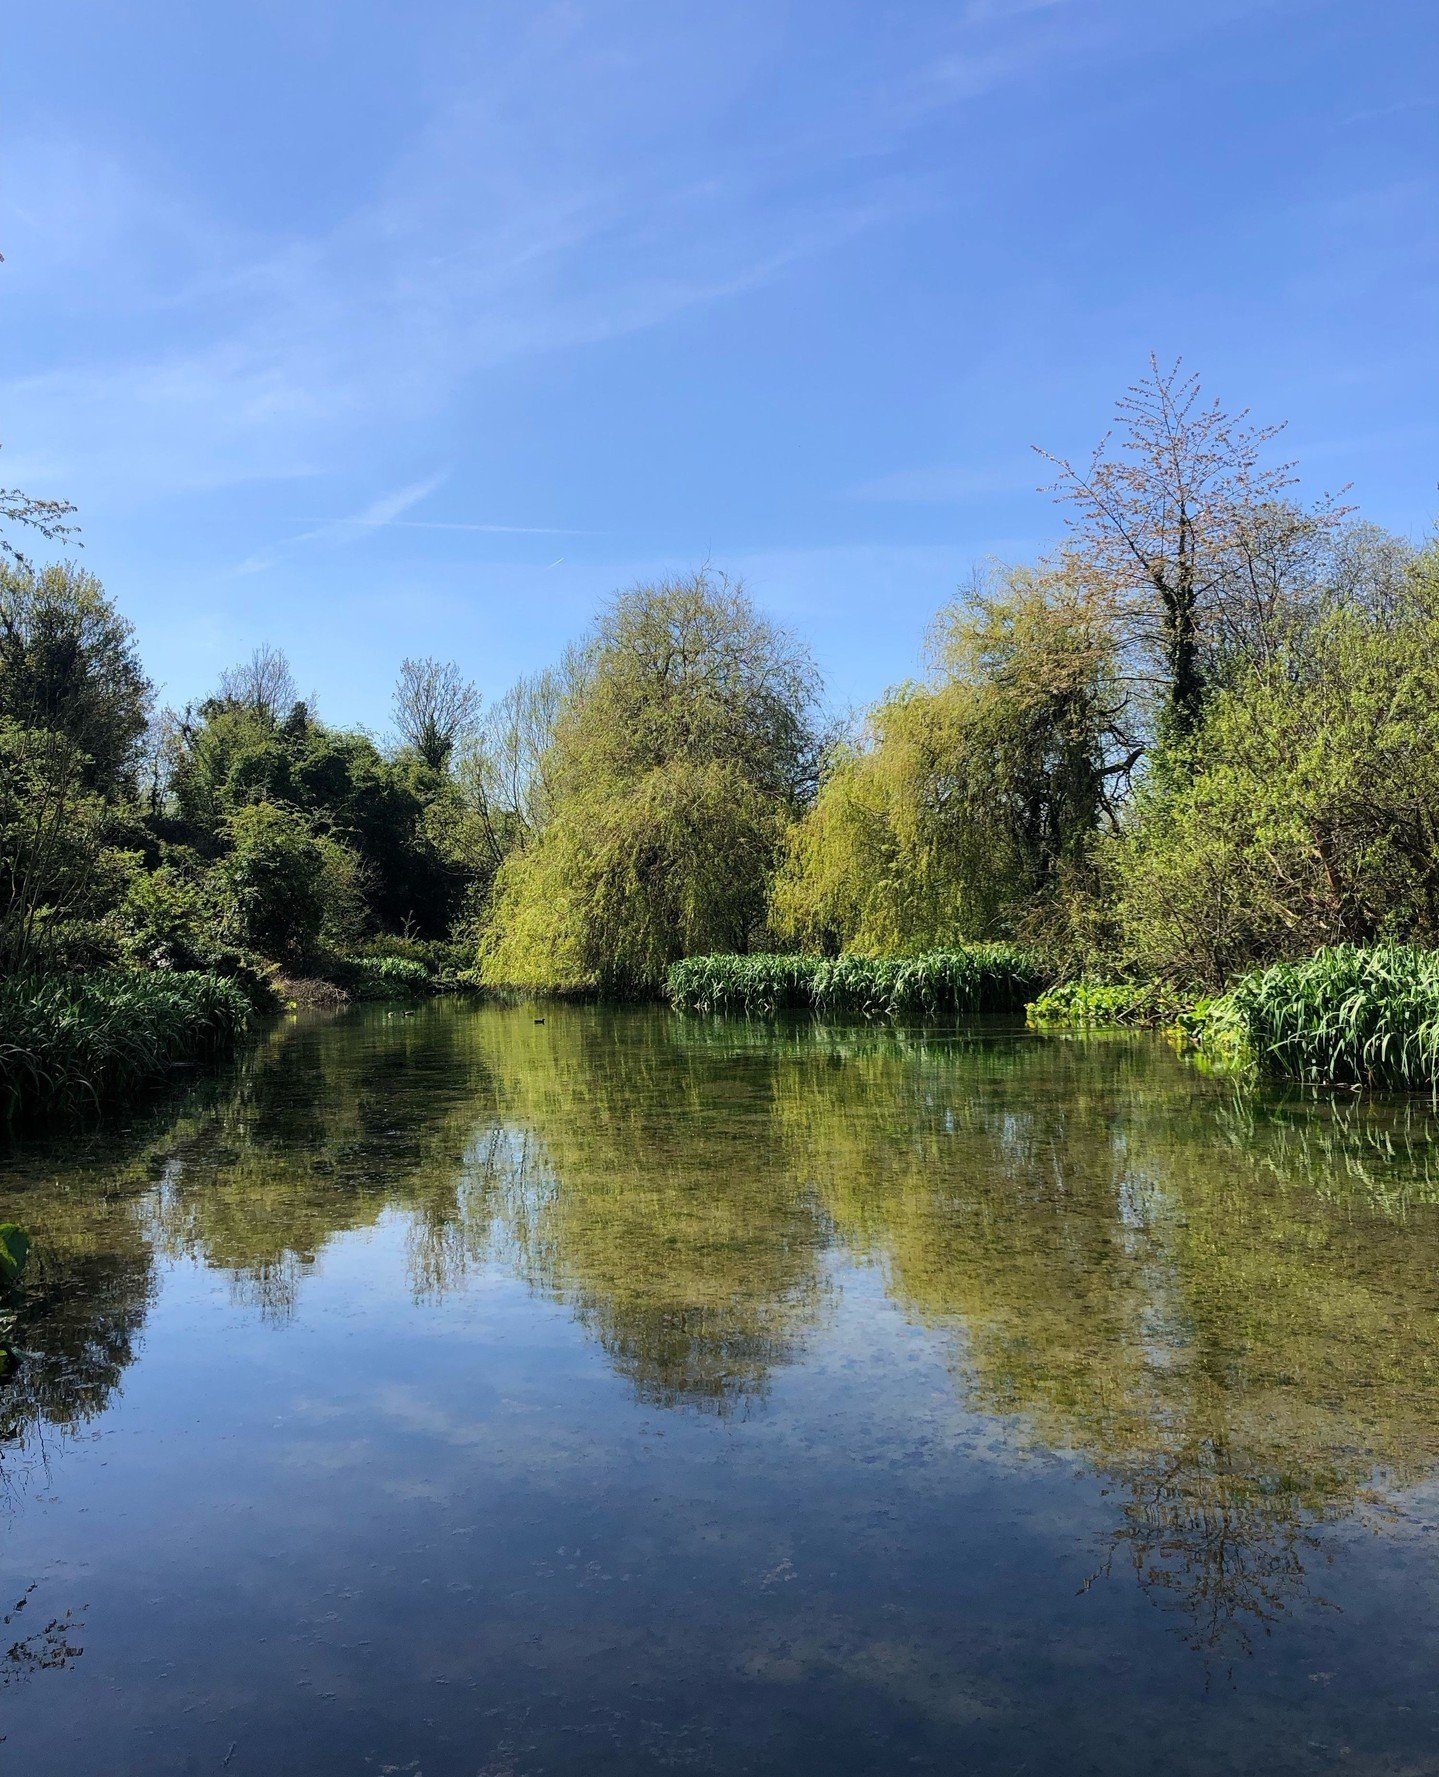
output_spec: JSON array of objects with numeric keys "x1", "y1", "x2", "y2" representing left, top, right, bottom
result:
[{"x1": 6, "y1": 1002, "x2": 1439, "y2": 1660}]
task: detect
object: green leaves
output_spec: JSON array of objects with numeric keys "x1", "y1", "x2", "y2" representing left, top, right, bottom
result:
[
  {"x1": 478, "y1": 575, "x2": 820, "y2": 995},
  {"x1": 1195, "y1": 945, "x2": 1439, "y2": 1088},
  {"x1": 0, "y1": 1223, "x2": 30, "y2": 1286},
  {"x1": 0, "y1": 971, "x2": 251, "y2": 1122},
  {"x1": 668, "y1": 947, "x2": 1048, "y2": 1019}
]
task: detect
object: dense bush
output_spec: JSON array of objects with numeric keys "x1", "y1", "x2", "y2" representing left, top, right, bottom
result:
[
  {"x1": 332, "y1": 955, "x2": 433, "y2": 1000},
  {"x1": 1102, "y1": 576, "x2": 1439, "y2": 987},
  {"x1": 0, "y1": 971, "x2": 252, "y2": 1121},
  {"x1": 215, "y1": 802, "x2": 363, "y2": 962},
  {"x1": 668, "y1": 947, "x2": 1047, "y2": 1018}
]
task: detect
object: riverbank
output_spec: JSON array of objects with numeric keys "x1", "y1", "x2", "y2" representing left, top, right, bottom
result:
[
  {"x1": 671, "y1": 943, "x2": 1439, "y2": 1091},
  {"x1": 1029, "y1": 946, "x2": 1439, "y2": 1089},
  {"x1": 0, "y1": 970, "x2": 254, "y2": 1123},
  {"x1": 0, "y1": 944, "x2": 482, "y2": 1125}
]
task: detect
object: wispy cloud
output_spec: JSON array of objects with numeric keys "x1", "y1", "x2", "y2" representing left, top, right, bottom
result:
[
  {"x1": 2, "y1": 2, "x2": 1100, "y2": 513},
  {"x1": 230, "y1": 474, "x2": 588, "y2": 575},
  {"x1": 286, "y1": 474, "x2": 447, "y2": 549}
]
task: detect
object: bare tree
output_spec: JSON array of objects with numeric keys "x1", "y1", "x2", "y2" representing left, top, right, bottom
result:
[
  {"x1": 216, "y1": 643, "x2": 299, "y2": 721},
  {"x1": 393, "y1": 656, "x2": 480, "y2": 771},
  {"x1": 1, "y1": 486, "x2": 79, "y2": 570},
  {"x1": 1038, "y1": 357, "x2": 1348, "y2": 737},
  {"x1": 451, "y1": 658, "x2": 580, "y2": 866}
]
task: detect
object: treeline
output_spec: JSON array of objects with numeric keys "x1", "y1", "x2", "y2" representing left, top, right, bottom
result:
[
  {"x1": 3, "y1": 357, "x2": 1438, "y2": 1045},
  {"x1": 468, "y1": 359, "x2": 1439, "y2": 1001},
  {"x1": 0, "y1": 581, "x2": 474, "y2": 995}
]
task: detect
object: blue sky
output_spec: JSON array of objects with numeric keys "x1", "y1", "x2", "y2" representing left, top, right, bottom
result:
[{"x1": 5, "y1": 0, "x2": 1436, "y2": 727}]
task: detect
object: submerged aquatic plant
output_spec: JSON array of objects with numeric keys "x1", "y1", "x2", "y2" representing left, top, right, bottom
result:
[
  {"x1": 667, "y1": 947, "x2": 1047, "y2": 1019},
  {"x1": 0, "y1": 1222, "x2": 29, "y2": 1378},
  {"x1": 0, "y1": 1225, "x2": 30, "y2": 1286},
  {"x1": 0, "y1": 971, "x2": 252, "y2": 1123}
]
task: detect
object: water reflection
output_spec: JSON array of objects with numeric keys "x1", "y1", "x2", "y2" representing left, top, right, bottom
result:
[{"x1": 5, "y1": 1001, "x2": 1439, "y2": 1668}]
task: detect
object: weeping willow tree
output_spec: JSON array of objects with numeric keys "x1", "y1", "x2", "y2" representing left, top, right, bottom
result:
[
  {"x1": 772, "y1": 566, "x2": 1130, "y2": 954},
  {"x1": 477, "y1": 572, "x2": 821, "y2": 992}
]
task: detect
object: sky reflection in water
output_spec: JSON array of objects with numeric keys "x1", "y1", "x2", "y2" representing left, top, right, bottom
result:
[{"x1": 4, "y1": 1002, "x2": 1439, "y2": 1774}]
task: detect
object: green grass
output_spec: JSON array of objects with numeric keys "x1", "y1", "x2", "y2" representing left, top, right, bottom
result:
[
  {"x1": 667, "y1": 947, "x2": 1048, "y2": 1019},
  {"x1": 1185, "y1": 944, "x2": 1439, "y2": 1089},
  {"x1": 0, "y1": 971, "x2": 253, "y2": 1123}
]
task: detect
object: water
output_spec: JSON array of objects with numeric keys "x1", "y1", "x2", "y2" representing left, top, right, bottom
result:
[{"x1": 4, "y1": 1001, "x2": 1439, "y2": 1774}]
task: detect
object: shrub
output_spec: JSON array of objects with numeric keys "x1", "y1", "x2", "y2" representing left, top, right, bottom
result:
[
  {"x1": 218, "y1": 803, "x2": 328, "y2": 961},
  {"x1": 1106, "y1": 602, "x2": 1439, "y2": 986},
  {"x1": 117, "y1": 862, "x2": 217, "y2": 970},
  {"x1": 333, "y1": 955, "x2": 433, "y2": 1001}
]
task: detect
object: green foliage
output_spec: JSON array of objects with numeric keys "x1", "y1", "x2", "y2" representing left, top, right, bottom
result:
[
  {"x1": 668, "y1": 953, "x2": 821, "y2": 1014},
  {"x1": 333, "y1": 955, "x2": 432, "y2": 1000},
  {"x1": 1025, "y1": 978, "x2": 1191, "y2": 1028},
  {"x1": 479, "y1": 574, "x2": 820, "y2": 993},
  {"x1": 483, "y1": 759, "x2": 785, "y2": 992},
  {"x1": 116, "y1": 861, "x2": 219, "y2": 970},
  {"x1": 1106, "y1": 590, "x2": 1439, "y2": 986},
  {"x1": 217, "y1": 802, "x2": 330, "y2": 961},
  {"x1": 0, "y1": 1223, "x2": 30, "y2": 1286},
  {"x1": 773, "y1": 567, "x2": 1126, "y2": 954},
  {"x1": 0, "y1": 560, "x2": 151, "y2": 796},
  {"x1": 668, "y1": 946, "x2": 1047, "y2": 1018},
  {"x1": 167, "y1": 695, "x2": 458, "y2": 939},
  {"x1": 1187, "y1": 945, "x2": 1439, "y2": 1088},
  {"x1": 0, "y1": 971, "x2": 251, "y2": 1121},
  {"x1": 0, "y1": 719, "x2": 141, "y2": 970},
  {"x1": 112, "y1": 858, "x2": 275, "y2": 1003}
]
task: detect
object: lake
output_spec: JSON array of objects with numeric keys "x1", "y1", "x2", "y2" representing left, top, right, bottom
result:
[{"x1": 4, "y1": 1000, "x2": 1439, "y2": 1774}]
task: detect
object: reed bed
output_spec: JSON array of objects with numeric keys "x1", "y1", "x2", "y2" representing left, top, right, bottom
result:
[
  {"x1": 1189, "y1": 944, "x2": 1439, "y2": 1089},
  {"x1": 0, "y1": 971, "x2": 252, "y2": 1122},
  {"x1": 667, "y1": 947, "x2": 1047, "y2": 1019}
]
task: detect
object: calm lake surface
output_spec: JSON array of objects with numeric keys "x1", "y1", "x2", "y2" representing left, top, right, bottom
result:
[{"x1": 5, "y1": 1002, "x2": 1439, "y2": 1774}]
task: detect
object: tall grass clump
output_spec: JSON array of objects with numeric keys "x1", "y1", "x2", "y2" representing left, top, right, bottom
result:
[
  {"x1": 0, "y1": 971, "x2": 252, "y2": 1122},
  {"x1": 667, "y1": 954, "x2": 821, "y2": 1014},
  {"x1": 1188, "y1": 944, "x2": 1439, "y2": 1088},
  {"x1": 668, "y1": 947, "x2": 1047, "y2": 1019}
]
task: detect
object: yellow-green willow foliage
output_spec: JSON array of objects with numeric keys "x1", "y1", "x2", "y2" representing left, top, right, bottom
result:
[
  {"x1": 478, "y1": 573, "x2": 820, "y2": 992},
  {"x1": 772, "y1": 567, "x2": 1129, "y2": 954}
]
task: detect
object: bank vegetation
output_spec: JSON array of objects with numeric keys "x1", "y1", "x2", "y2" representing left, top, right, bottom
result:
[{"x1": 4, "y1": 357, "x2": 1438, "y2": 1099}]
